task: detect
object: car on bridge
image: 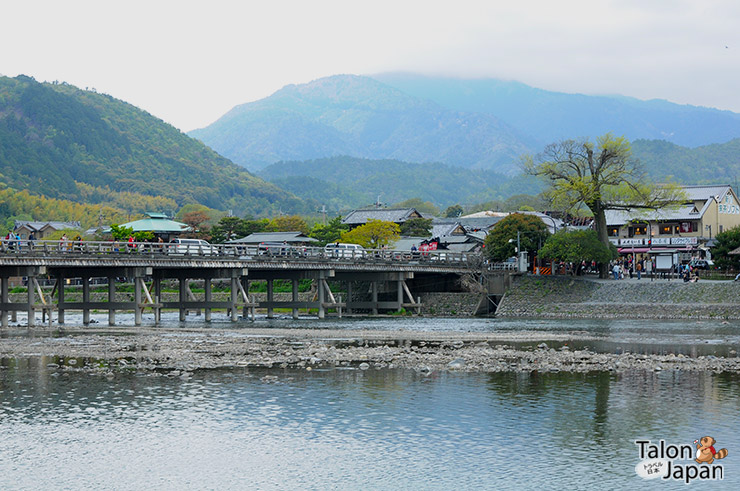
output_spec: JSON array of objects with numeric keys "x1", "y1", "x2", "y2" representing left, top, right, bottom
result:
[
  {"x1": 169, "y1": 238, "x2": 216, "y2": 255},
  {"x1": 324, "y1": 243, "x2": 366, "y2": 259}
]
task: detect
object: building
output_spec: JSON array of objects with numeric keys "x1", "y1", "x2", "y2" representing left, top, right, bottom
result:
[
  {"x1": 341, "y1": 208, "x2": 425, "y2": 228},
  {"x1": 604, "y1": 184, "x2": 740, "y2": 257},
  {"x1": 110, "y1": 213, "x2": 189, "y2": 241},
  {"x1": 14, "y1": 221, "x2": 81, "y2": 240},
  {"x1": 228, "y1": 231, "x2": 318, "y2": 246}
]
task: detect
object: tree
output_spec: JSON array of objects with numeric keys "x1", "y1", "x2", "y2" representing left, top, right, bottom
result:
[
  {"x1": 539, "y1": 230, "x2": 617, "y2": 269},
  {"x1": 309, "y1": 216, "x2": 348, "y2": 246},
  {"x1": 182, "y1": 211, "x2": 211, "y2": 239},
  {"x1": 400, "y1": 218, "x2": 432, "y2": 237},
  {"x1": 340, "y1": 219, "x2": 400, "y2": 249},
  {"x1": 266, "y1": 215, "x2": 309, "y2": 234},
  {"x1": 391, "y1": 198, "x2": 439, "y2": 216},
  {"x1": 484, "y1": 213, "x2": 549, "y2": 261},
  {"x1": 523, "y1": 133, "x2": 684, "y2": 276},
  {"x1": 443, "y1": 204, "x2": 464, "y2": 218},
  {"x1": 109, "y1": 224, "x2": 134, "y2": 241},
  {"x1": 711, "y1": 226, "x2": 740, "y2": 270}
]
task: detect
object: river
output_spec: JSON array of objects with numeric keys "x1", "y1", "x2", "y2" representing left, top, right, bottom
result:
[{"x1": 1, "y1": 316, "x2": 739, "y2": 489}]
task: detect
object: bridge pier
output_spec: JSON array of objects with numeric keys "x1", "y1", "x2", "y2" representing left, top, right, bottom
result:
[
  {"x1": 82, "y1": 275, "x2": 90, "y2": 325},
  {"x1": 266, "y1": 279, "x2": 274, "y2": 319},
  {"x1": 204, "y1": 278, "x2": 212, "y2": 322},
  {"x1": 108, "y1": 275, "x2": 116, "y2": 326},
  {"x1": 1, "y1": 276, "x2": 7, "y2": 328},
  {"x1": 58, "y1": 276, "x2": 65, "y2": 324},
  {"x1": 292, "y1": 279, "x2": 299, "y2": 319}
]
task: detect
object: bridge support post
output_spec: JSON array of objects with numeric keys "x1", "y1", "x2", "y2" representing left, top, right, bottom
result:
[
  {"x1": 371, "y1": 281, "x2": 378, "y2": 315},
  {"x1": 317, "y1": 278, "x2": 325, "y2": 319},
  {"x1": 154, "y1": 276, "x2": 161, "y2": 325},
  {"x1": 134, "y1": 276, "x2": 143, "y2": 326},
  {"x1": 267, "y1": 280, "x2": 274, "y2": 319},
  {"x1": 230, "y1": 275, "x2": 238, "y2": 322},
  {"x1": 1, "y1": 276, "x2": 8, "y2": 328},
  {"x1": 26, "y1": 273, "x2": 35, "y2": 327},
  {"x1": 292, "y1": 279, "x2": 299, "y2": 320},
  {"x1": 58, "y1": 275, "x2": 65, "y2": 324},
  {"x1": 108, "y1": 276, "x2": 116, "y2": 326},
  {"x1": 346, "y1": 282, "x2": 353, "y2": 315},
  {"x1": 397, "y1": 276, "x2": 403, "y2": 313},
  {"x1": 178, "y1": 278, "x2": 186, "y2": 322},
  {"x1": 82, "y1": 275, "x2": 90, "y2": 325},
  {"x1": 204, "y1": 278, "x2": 212, "y2": 322}
]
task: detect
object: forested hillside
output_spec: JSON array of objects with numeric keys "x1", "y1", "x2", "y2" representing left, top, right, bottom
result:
[
  {"x1": 0, "y1": 75, "x2": 309, "y2": 217},
  {"x1": 633, "y1": 138, "x2": 740, "y2": 184},
  {"x1": 259, "y1": 156, "x2": 540, "y2": 211}
]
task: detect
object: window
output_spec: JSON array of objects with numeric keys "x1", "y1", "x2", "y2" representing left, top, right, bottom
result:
[
  {"x1": 659, "y1": 224, "x2": 674, "y2": 235},
  {"x1": 629, "y1": 226, "x2": 647, "y2": 237},
  {"x1": 608, "y1": 227, "x2": 619, "y2": 237},
  {"x1": 720, "y1": 225, "x2": 724, "y2": 233}
]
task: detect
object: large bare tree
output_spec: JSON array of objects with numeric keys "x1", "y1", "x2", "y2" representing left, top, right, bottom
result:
[{"x1": 523, "y1": 133, "x2": 684, "y2": 276}]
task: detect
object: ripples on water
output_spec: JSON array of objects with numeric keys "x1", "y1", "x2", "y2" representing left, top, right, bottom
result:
[{"x1": 2, "y1": 358, "x2": 740, "y2": 489}]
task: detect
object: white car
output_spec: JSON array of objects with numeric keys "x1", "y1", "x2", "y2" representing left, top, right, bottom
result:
[
  {"x1": 324, "y1": 243, "x2": 366, "y2": 258},
  {"x1": 169, "y1": 238, "x2": 216, "y2": 255}
]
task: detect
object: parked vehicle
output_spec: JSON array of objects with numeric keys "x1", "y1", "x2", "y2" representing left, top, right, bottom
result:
[
  {"x1": 324, "y1": 243, "x2": 366, "y2": 258},
  {"x1": 690, "y1": 259, "x2": 714, "y2": 270},
  {"x1": 169, "y1": 238, "x2": 216, "y2": 255}
]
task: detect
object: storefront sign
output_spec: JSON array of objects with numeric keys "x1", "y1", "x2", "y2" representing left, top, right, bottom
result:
[
  {"x1": 609, "y1": 238, "x2": 620, "y2": 245},
  {"x1": 670, "y1": 237, "x2": 697, "y2": 245},
  {"x1": 620, "y1": 238, "x2": 644, "y2": 246},
  {"x1": 650, "y1": 238, "x2": 671, "y2": 246}
]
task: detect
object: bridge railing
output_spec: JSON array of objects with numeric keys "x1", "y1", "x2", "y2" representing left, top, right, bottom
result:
[{"x1": 0, "y1": 239, "x2": 484, "y2": 268}]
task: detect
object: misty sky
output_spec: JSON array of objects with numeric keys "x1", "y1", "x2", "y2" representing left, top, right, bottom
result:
[{"x1": 2, "y1": 0, "x2": 739, "y2": 132}]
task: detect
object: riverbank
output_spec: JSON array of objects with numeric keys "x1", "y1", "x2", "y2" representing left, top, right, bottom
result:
[
  {"x1": 496, "y1": 274, "x2": 740, "y2": 319},
  {"x1": 2, "y1": 325, "x2": 739, "y2": 374}
]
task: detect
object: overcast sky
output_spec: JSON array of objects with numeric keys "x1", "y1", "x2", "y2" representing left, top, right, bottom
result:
[{"x1": 2, "y1": 0, "x2": 739, "y2": 132}]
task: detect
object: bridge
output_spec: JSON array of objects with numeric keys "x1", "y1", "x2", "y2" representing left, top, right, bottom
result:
[{"x1": 0, "y1": 240, "x2": 502, "y2": 327}]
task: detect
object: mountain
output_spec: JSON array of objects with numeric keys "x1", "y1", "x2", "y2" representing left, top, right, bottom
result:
[
  {"x1": 259, "y1": 156, "x2": 541, "y2": 211},
  {"x1": 0, "y1": 75, "x2": 308, "y2": 217},
  {"x1": 632, "y1": 138, "x2": 740, "y2": 185},
  {"x1": 373, "y1": 73, "x2": 740, "y2": 148},
  {"x1": 189, "y1": 75, "x2": 532, "y2": 173}
]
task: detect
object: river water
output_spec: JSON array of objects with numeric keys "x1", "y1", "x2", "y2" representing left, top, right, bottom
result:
[{"x1": 2, "y1": 316, "x2": 740, "y2": 489}]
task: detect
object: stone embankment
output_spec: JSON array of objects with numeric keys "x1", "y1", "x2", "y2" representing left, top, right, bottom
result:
[{"x1": 496, "y1": 274, "x2": 740, "y2": 319}]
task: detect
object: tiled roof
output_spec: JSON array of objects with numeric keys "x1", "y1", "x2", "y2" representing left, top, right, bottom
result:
[
  {"x1": 15, "y1": 220, "x2": 81, "y2": 231},
  {"x1": 681, "y1": 185, "x2": 733, "y2": 201},
  {"x1": 229, "y1": 232, "x2": 318, "y2": 244},
  {"x1": 605, "y1": 204, "x2": 706, "y2": 225},
  {"x1": 342, "y1": 208, "x2": 421, "y2": 225}
]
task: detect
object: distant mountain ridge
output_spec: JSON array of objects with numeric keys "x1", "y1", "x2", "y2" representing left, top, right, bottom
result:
[
  {"x1": 191, "y1": 73, "x2": 740, "y2": 177},
  {"x1": 0, "y1": 75, "x2": 308, "y2": 217},
  {"x1": 190, "y1": 75, "x2": 532, "y2": 173},
  {"x1": 373, "y1": 73, "x2": 740, "y2": 148}
]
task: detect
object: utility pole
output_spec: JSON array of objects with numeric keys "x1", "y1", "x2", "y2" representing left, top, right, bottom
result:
[{"x1": 320, "y1": 205, "x2": 327, "y2": 225}]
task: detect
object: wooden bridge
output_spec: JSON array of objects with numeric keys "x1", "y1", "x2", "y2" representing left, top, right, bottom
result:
[{"x1": 0, "y1": 240, "x2": 499, "y2": 326}]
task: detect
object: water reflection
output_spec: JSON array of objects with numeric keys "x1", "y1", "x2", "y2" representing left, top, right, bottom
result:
[{"x1": 1, "y1": 360, "x2": 739, "y2": 488}]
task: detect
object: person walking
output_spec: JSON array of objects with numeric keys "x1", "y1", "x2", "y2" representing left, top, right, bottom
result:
[
  {"x1": 612, "y1": 263, "x2": 620, "y2": 280},
  {"x1": 636, "y1": 261, "x2": 642, "y2": 280}
]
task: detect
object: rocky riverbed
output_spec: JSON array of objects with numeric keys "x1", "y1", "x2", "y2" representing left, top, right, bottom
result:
[{"x1": 2, "y1": 326, "x2": 739, "y2": 375}]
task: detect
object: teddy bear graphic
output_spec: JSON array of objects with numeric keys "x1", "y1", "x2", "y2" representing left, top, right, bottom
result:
[{"x1": 694, "y1": 436, "x2": 728, "y2": 464}]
